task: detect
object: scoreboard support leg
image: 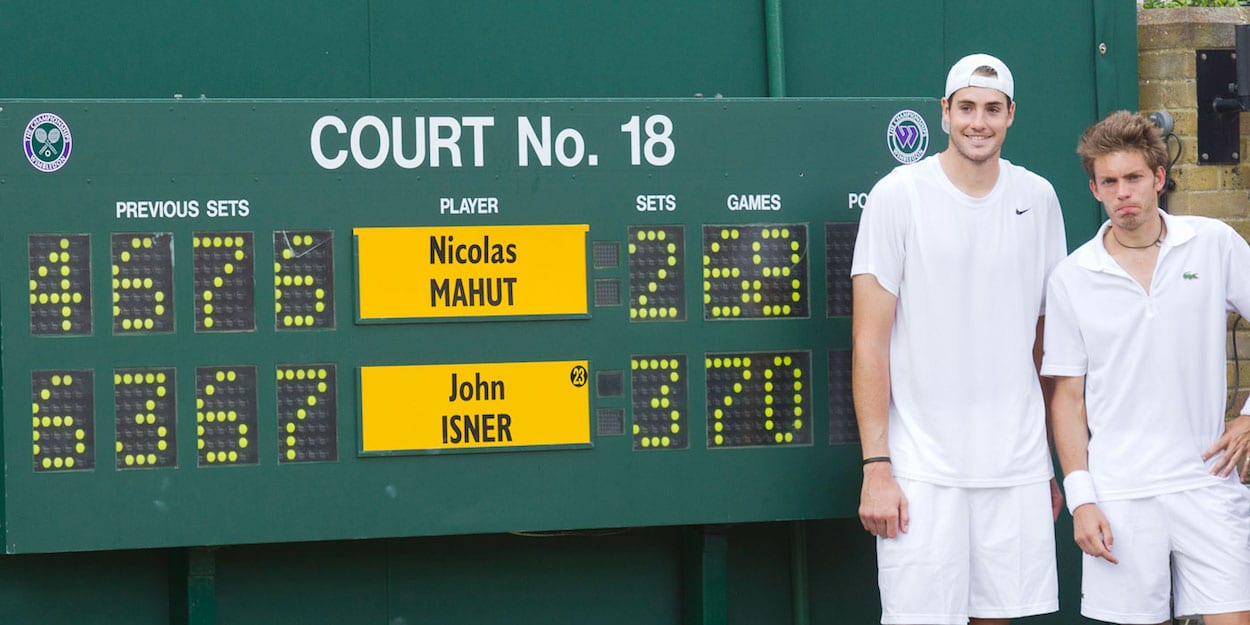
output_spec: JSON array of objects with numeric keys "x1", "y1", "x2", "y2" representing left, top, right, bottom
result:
[
  {"x1": 790, "y1": 521, "x2": 811, "y2": 625},
  {"x1": 682, "y1": 526, "x2": 727, "y2": 625},
  {"x1": 169, "y1": 547, "x2": 217, "y2": 625}
]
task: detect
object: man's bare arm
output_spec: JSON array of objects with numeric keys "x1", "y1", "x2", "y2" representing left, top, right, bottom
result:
[
  {"x1": 1034, "y1": 317, "x2": 1063, "y2": 520},
  {"x1": 852, "y1": 274, "x2": 907, "y2": 538},
  {"x1": 1052, "y1": 374, "x2": 1116, "y2": 563}
]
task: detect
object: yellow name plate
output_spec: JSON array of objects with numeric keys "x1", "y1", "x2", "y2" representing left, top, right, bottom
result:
[
  {"x1": 354, "y1": 224, "x2": 589, "y2": 321},
  {"x1": 360, "y1": 360, "x2": 591, "y2": 453}
]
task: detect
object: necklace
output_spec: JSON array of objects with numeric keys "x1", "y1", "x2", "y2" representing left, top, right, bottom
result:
[{"x1": 1110, "y1": 214, "x2": 1165, "y2": 250}]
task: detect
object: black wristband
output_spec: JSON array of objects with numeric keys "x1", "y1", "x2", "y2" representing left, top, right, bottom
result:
[{"x1": 861, "y1": 456, "x2": 891, "y2": 466}]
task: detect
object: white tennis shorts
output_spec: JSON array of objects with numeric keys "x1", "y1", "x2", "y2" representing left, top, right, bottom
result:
[
  {"x1": 877, "y1": 478, "x2": 1058, "y2": 625},
  {"x1": 1080, "y1": 479, "x2": 1250, "y2": 624}
]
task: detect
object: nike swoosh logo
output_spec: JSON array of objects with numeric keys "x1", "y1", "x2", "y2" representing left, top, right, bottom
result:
[{"x1": 1015, "y1": 208, "x2": 1031, "y2": 215}]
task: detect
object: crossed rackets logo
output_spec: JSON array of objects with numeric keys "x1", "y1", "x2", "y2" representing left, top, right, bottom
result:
[
  {"x1": 33, "y1": 125, "x2": 62, "y2": 158},
  {"x1": 23, "y1": 112, "x2": 72, "y2": 172}
]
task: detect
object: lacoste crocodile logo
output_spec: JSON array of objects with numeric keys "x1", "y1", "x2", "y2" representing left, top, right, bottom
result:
[{"x1": 1183, "y1": 272, "x2": 1199, "y2": 280}]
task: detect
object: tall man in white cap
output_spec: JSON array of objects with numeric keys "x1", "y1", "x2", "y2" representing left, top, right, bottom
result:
[
  {"x1": 851, "y1": 53, "x2": 1066, "y2": 624},
  {"x1": 1046, "y1": 111, "x2": 1250, "y2": 624}
]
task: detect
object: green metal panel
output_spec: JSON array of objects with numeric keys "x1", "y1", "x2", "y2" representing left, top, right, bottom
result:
[
  {"x1": 212, "y1": 540, "x2": 390, "y2": 624},
  {"x1": 211, "y1": 531, "x2": 684, "y2": 625},
  {"x1": 0, "y1": 1, "x2": 371, "y2": 98},
  {"x1": 169, "y1": 548, "x2": 218, "y2": 625},
  {"x1": 783, "y1": 0, "x2": 946, "y2": 98},
  {"x1": 369, "y1": 0, "x2": 769, "y2": 98},
  {"x1": 726, "y1": 523, "x2": 792, "y2": 625},
  {"x1": 1094, "y1": 0, "x2": 1142, "y2": 118},
  {"x1": 0, "y1": 548, "x2": 170, "y2": 625},
  {"x1": 0, "y1": 98, "x2": 932, "y2": 554},
  {"x1": 807, "y1": 519, "x2": 880, "y2": 625},
  {"x1": 685, "y1": 527, "x2": 729, "y2": 625}
]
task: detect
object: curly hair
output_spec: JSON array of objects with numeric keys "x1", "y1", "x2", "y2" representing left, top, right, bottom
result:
[{"x1": 1076, "y1": 111, "x2": 1168, "y2": 179}]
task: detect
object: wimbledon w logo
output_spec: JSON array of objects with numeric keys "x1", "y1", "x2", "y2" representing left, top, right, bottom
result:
[
  {"x1": 887, "y1": 110, "x2": 929, "y2": 164},
  {"x1": 894, "y1": 125, "x2": 920, "y2": 149}
]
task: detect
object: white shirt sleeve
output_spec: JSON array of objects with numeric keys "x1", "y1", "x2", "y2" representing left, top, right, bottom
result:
[
  {"x1": 1040, "y1": 184, "x2": 1068, "y2": 315},
  {"x1": 850, "y1": 170, "x2": 911, "y2": 296},
  {"x1": 1223, "y1": 224, "x2": 1250, "y2": 316},
  {"x1": 1041, "y1": 268, "x2": 1088, "y2": 378}
]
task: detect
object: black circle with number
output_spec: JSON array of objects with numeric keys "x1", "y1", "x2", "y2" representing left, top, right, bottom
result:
[{"x1": 570, "y1": 365, "x2": 588, "y2": 387}]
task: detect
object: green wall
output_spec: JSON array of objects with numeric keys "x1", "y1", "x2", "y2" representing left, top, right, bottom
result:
[{"x1": 0, "y1": 1, "x2": 1136, "y2": 623}]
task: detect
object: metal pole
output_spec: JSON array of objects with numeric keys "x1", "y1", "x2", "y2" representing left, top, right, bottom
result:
[{"x1": 764, "y1": 0, "x2": 787, "y2": 97}]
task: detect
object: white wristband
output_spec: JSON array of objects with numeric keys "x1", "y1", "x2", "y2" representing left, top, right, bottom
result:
[{"x1": 1063, "y1": 470, "x2": 1098, "y2": 514}]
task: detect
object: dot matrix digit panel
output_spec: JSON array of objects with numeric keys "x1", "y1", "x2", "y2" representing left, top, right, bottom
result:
[
  {"x1": 628, "y1": 226, "x2": 685, "y2": 321},
  {"x1": 273, "y1": 231, "x2": 334, "y2": 330},
  {"x1": 32, "y1": 370, "x2": 94, "y2": 472},
  {"x1": 705, "y1": 351, "x2": 811, "y2": 448},
  {"x1": 28, "y1": 234, "x2": 92, "y2": 336},
  {"x1": 114, "y1": 368, "x2": 177, "y2": 469},
  {"x1": 827, "y1": 350, "x2": 859, "y2": 444},
  {"x1": 193, "y1": 232, "x2": 254, "y2": 332},
  {"x1": 276, "y1": 364, "x2": 338, "y2": 463},
  {"x1": 629, "y1": 355, "x2": 688, "y2": 450},
  {"x1": 196, "y1": 366, "x2": 257, "y2": 466},
  {"x1": 702, "y1": 225, "x2": 808, "y2": 320},
  {"x1": 825, "y1": 223, "x2": 857, "y2": 317},
  {"x1": 112, "y1": 233, "x2": 174, "y2": 334}
]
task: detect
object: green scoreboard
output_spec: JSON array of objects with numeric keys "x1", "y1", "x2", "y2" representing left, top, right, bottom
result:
[{"x1": 0, "y1": 99, "x2": 934, "y2": 553}]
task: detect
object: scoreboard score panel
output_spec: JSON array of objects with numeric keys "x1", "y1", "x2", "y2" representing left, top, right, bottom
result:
[{"x1": 0, "y1": 99, "x2": 934, "y2": 553}]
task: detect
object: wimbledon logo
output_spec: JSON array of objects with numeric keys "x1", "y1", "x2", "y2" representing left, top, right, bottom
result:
[
  {"x1": 24, "y1": 113, "x2": 72, "y2": 173},
  {"x1": 886, "y1": 109, "x2": 928, "y2": 164}
]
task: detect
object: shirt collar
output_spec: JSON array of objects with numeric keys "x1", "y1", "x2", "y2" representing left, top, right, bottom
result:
[{"x1": 1074, "y1": 209, "x2": 1195, "y2": 273}]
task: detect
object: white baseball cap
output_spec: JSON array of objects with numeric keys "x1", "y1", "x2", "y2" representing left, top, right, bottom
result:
[{"x1": 942, "y1": 53, "x2": 1014, "y2": 133}]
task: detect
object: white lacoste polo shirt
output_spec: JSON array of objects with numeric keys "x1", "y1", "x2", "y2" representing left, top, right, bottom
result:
[{"x1": 1043, "y1": 212, "x2": 1250, "y2": 500}]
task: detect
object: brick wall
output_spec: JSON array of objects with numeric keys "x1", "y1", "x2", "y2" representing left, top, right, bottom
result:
[
  {"x1": 1139, "y1": 8, "x2": 1250, "y2": 427},
  {"x1": 1139, "y1": 7, "x2": 1250, "y2": 227}
]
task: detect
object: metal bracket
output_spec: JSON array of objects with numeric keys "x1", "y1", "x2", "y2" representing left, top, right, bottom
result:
[{"x1": 1196, "y1": 49, "x2": 1240, "y2": 165}]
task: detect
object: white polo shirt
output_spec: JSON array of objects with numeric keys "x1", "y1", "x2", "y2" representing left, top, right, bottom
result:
[
  {"x1": 1042, "y1": 212, "x2": 1250, "y2": 500},
  {"x1": 851, "y1": 156, "x2": 1067, "y2": 487}
]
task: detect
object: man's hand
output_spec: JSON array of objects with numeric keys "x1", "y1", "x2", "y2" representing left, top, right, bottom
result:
[
  {"x1": 1072, "y1": 503, "x2": 1118, "y2": 564},
  {"x1": 858, "y1": 463, "x2": 908, "y2": 538},
  {"x1": 1049, "y1": 478, "x2": 1064, "y2": 522},
  {"x1": 1203, "y1": 414, "x2": 1250, "y2": 478}
]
